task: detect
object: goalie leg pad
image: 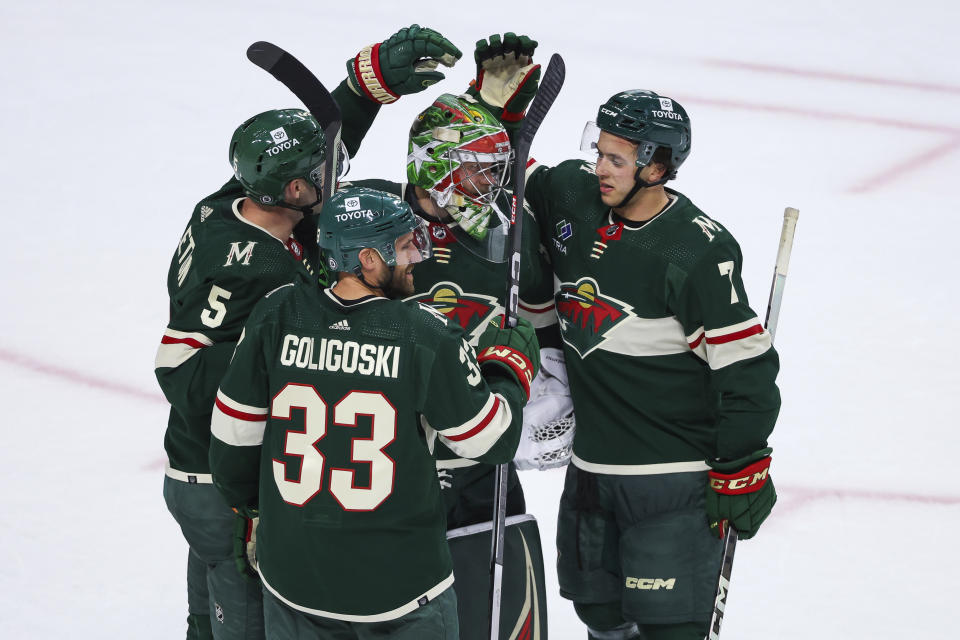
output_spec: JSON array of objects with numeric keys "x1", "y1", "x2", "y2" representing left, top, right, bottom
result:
[{"x1": 447, "y1": 515, "x2": 548, "y2": 640}]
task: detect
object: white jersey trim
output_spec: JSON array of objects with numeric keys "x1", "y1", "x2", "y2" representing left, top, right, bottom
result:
[
  {"x1": 686, "y1": 317, "x2": 771, "y2": 370},
  {"x1": 211, "y1": 390, "x2": 267, "y2": 446},
  {"x1": 164, "y1": 462, "x2": 213, "y2": 484},
  {"x1": 572, "y1": 454, "x2": 709, "y2": 475},
  {"x1": 155, "y1": 328, "x2": 214, "y2": 369},
  {"x1": 259, "y1": 569, "x2": 455, "y2": 622},
  {"x1": 598, "y1": 315, "x2": 690, "y2": 357},
  {"x1": 437, "y1": 392, "x2": 513, "y2": 460}
]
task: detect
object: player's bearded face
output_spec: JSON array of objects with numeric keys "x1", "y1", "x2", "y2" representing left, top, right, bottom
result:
[{"x1": 594, "y1": 132, "x2": 640, "y2": 207}]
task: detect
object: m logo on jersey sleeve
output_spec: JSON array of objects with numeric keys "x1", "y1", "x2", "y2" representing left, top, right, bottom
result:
[
  {"x1": 556, "y1": 277, "x2": 635, "y2": 357},
  {"x1": 406, "y1": 282, "x2": 499, "y2": 342}
]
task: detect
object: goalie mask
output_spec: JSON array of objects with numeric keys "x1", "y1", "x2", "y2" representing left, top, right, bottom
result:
[
  {"x1": 407, "y1": 94, "x2": 513, "y2": 241},
  {"x1": 317, "y1": 187, "x2": 432, "y2": 277},
  {"x1": 229, "y1": 108, "x2": 349, "y2": 212},
  {"x1": 580, "y1": 90, "x2": 691, "y2": 181}
]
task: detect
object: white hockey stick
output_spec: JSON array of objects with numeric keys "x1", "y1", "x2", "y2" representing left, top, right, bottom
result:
[{"x1": 707, "y1": 206, "x2": 798, "y2": 640}]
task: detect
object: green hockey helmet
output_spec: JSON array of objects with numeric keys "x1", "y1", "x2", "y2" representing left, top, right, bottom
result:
[
  {"x1": 318, "y1": 187, "x2": 432, "y2": 276},
  {"x1": 407, "y1": 94, "x2": 513, "y2": 239},
  {"x1": 229, "y1": 109, "x2": 348, "y2": 207},
  {"x1": 581, "y1": 90, "x2": 691, "y2": 179}
]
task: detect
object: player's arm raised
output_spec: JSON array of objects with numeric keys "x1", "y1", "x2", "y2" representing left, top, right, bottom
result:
[{"x1": 335, "y1": 24, "x2": 462, "y2": 156}]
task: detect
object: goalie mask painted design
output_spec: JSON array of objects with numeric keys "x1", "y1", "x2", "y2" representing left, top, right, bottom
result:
[{"x1": 407, "y1": 94, "x2": 513, "y2": 240}]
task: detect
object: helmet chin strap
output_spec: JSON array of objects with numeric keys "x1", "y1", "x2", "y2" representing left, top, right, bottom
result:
[
  {"x1": 613, "y1": 167, "x2": 670, "y2": 210},
  {"x1": 277, "y1": 196, "x2": 322, "y2": 217},
  {"x1": 357, "y1": 265, "x2": 398, "y2": 298}
]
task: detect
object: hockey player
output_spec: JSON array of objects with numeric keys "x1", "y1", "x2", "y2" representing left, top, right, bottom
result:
[
  {"x1": 523, "y1": 90, "x2": 782, "y2": 640},
  {"x1": 155, "y1": 25, "x2": 462, "y2": 640},
  {"x1": 343, "y1": 79, "x2": 561, "y2": 636},
  {"x1": 208, "y1": 187, "x2": 540, "y2": 640}
]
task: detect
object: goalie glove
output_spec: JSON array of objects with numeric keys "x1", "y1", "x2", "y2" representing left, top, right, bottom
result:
[
  {"x1": 476, "y1": 315, "x2": 540, "y2": 400},
  {"x1": 346, "y1": 24, "x2": 462, "y2": 104},
  {"x1": 465, "y1": 33, "x2": 541, "y2": 133},
  {"x1": 517, "y1": 347, "x2": 574, "y2": 471},
  {"x1": 705, "y1": 448, "x2": 777, "y2": 540},
  {"x1": 231, "y1": 506, "x2": 259, "y2": 581}
]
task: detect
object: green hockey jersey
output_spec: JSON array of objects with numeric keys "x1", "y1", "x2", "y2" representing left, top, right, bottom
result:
[
  {"x1": 208, "y1": 282, "x2": 525, "y2": 620},
  {"x1": 155, "y1": 180, "x2": 322, "y2": 476},
  {"x1": 344, "y1": 178, "x2": 555, "y2": 468},
  {"x1": 526, "y1": 159, "x2": 780, "y2": 471},
  {"x1": 156, "y1": 83, "x2": 379, "y2": 477}
]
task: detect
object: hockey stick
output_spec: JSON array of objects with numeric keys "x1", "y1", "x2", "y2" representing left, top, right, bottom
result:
[
  {"x1": 246, "y1": 41, "x2": 343, "y2": 203},
  {"x1": 489, "y1": 53, "x2": 566, "y2": 640},
  {"x1": 707, "y1": 206, "x2": 799, "y2": 640}
]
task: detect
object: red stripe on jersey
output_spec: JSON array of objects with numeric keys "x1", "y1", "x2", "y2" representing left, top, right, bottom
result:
[
  {"x1": 526, "y1": 157, "x2": 537, "y2": 168},
  {"x1": 215, "y1": 397, "x2": 266, "y2": 422},
  {"x1": 445, "y1": 397, "x2": 502, "y2": 442},
  {"x1": 688, "y1": 333, "x2": 705, "y2": 349},
  {"x1": 519, "y1": 302, "x2": 555, "y2": 314},
  {"x1": 706, "y1": 323, "x2": 764, "y2": 345},
  {"x1": 161, "y1": 335, "x2": 207, "y2": 349}
]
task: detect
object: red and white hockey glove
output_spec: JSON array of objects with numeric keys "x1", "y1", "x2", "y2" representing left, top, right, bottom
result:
[
  {"x1": 706, "y1": 448, "x2": 777, "y2": 540},
  {"x1": 346, "y1": 24, "x2": 461, "y2": 104},
  {"x1": 466, "y1": 33, "x2": 541, "y2": 133},
  {"x1": 476, "y1": 315, "x2": 540, "y2": 400}
]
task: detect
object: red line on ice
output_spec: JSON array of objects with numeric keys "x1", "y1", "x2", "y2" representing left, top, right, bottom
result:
[
  {"x1": 0, "y1": 347, "x2": 165, "y2": 405},
  {"x1": 703, "y1": 59, "x2": 960, "y2": 96}
]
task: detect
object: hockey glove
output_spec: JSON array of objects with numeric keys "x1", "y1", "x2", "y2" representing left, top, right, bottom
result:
[
  {"x1": 346, "y1": 24, "x2": 462, "y2": 104},
  {"x1": 705, "y1": 448, "x2": 777, "y2": 540},
  {"x1": 476, "y1": 315, "x2": 540, "y2": 400},
  {"x1": 517, "y1": 347, "x2": 575, "y2": 471},
  {"x1": 465, "y1": 33, "x2": 541, "y2": 133},
  {"x1": 232, "y1": 506, "x2": 259, "y2": 581}
]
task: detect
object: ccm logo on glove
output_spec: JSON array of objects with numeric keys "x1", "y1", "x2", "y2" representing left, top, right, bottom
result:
[
  {"x1": 708, "y1": 456, "x2": 771, "y2": 495},
  {"x1": 478, "y1": 345, "x2": 535, "y2": 397}
]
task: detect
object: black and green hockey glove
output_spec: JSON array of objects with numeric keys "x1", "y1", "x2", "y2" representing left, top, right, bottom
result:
[
  {"x1": 231, "y1": 506, "x2": 259, "y2": 581},
  {"x1": 346, "y1": 24, "x2": 462, "y2": 104},
  {"x1": 465, "y1": 33, "x2": 541, "y2": 136},
  {"x1": 705, "y1": 448, "x2": 777, "y2": 540},
  {"x1": 476, "y1": 315, "x2": 540, "y2": 400}
]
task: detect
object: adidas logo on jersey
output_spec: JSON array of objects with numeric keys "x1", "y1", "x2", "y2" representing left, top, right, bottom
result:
[{"x1": 328, "y1": 319, "x2": 350, "y2": 331}]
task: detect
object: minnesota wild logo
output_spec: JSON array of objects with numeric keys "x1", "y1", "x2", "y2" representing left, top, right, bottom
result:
[
  {"x1": 555, "y1": 277, "x2": 635, "y2": 357},
  {"x1": 406, "y1": 282, "x2": 500, "y2": 342}
]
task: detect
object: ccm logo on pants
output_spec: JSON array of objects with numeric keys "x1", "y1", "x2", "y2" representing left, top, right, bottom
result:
[{"x1": 625, "y1": 577, "x2": 676, "y2": 590}]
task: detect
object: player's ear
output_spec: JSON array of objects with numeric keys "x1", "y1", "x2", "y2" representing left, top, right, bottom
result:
[
  {"x1": 646, "y1": 162, "x2": 668, "y2": 183},
  {"x1": 283, "y1": 178, "x2": 311, "y2": 204},
  {"x1": 357, "y1": 247, "x2": 382, "y2": 271}
]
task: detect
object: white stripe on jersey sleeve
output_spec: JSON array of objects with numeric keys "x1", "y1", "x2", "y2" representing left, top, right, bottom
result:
[
  {"x1": 211, "y1": 390, "x2": 267, "y2": 446},
  {"x1": 155, "y1": 328, "x2": 214, "y2": 369},
  {"x1": 686, "y1": 317, "x2": 771, "y2": 370},
  {"x1": 437, "y1": 392, "x2": 513, "y2": 460}
]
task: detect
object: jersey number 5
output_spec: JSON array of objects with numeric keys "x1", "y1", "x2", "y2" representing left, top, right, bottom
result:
[{"x1": 271, "y1": 384, "x2": 397, "y2": 511}]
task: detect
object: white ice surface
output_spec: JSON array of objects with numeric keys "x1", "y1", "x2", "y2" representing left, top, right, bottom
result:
[{"x1": 2, "y1": 1, "x2": 958, "y2": 637}]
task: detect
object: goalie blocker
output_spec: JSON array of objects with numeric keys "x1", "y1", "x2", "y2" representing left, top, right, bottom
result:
[{"x1": 447, "y1": 515, "x2": 548, "y2": 640}]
